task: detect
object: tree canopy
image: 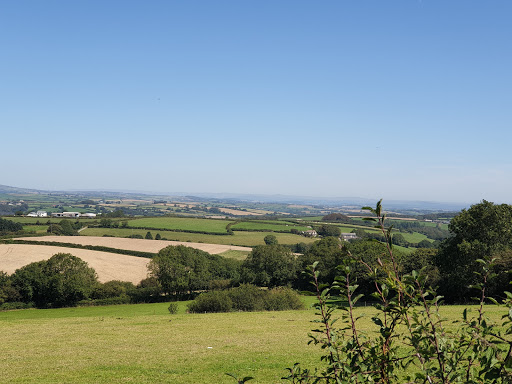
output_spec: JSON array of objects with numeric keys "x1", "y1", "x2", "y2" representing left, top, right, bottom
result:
[
  {"x1": 435, "y1": 200, "x2": 512, "y2": 301},
  {"x1": 241, "y1": 244, "x2": 298, "y2": 287}
]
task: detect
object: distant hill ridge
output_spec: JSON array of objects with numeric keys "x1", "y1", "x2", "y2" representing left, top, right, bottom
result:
[{"x1": 0, "y1": 183, "x2": 468, "y2": 211}]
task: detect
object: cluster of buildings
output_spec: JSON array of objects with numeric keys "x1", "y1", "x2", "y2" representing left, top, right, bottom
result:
[{"x1": 26, "y1": 211, "x2": 96, "y2": 218}]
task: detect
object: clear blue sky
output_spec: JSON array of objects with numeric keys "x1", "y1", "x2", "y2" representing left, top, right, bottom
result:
[{"x1": 1, "y1": 1, "x2": 511, "y2": 204}]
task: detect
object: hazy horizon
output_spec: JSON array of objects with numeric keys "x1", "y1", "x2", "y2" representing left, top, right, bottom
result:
[{"x1": 2, "y1": 2, "x2": 511, "y2": 204}]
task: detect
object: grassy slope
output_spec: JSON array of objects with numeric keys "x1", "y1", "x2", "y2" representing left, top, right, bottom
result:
[
  {"x1": 127, "y1": 217, "x2": 234, "y2": 233},
  {"x1": 0, "y1": 302, "x2": 505, "y2": 384},
  {"x1": 80, "y1": 228, "x2": 317, "y2": 247},
  {"x1": 231, "y1": 221, "x2": 310, "y2": 232},
  {"x1": 0, "y1": 302, "x2": 321, "y2": 384}
]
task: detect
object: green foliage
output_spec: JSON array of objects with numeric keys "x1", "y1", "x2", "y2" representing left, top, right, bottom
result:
[
  {"x1": 187, "y1": 290, "x2": 233, "y2": 313},
  {"x1": 188, "y1": 284, "x2": 304, "y2": 313},
  {"x1": 436, "y1": 199, "x2": 512, "y2": 302},
  {"x1": 0, "y1": 217, "x2": 23, "y2": 234},
  {"x1": 12, "y1": 253, "x2": 98, "y2": 308},
  {"x1": 296, "y1": 237, "x2": 347, "y2": 290},
  {"x1": 47, "y1": 219, "x2": 79, "y2": 236},
  {"x1": 92, "y1": 280, "x2": 136, "y2": 300},
  {"x1": 264, "y1": 234, "x2": 278, "y2": 245},
  {"x1": 241, "y1": 244, "x2": 298, "y2": 287},
  {"x1": 149, "y1": 245, "x2": 241, "y2": 296},
  {"x1": 167, "y1": 302, "x2": 178, "y2": 314},
  {"x1": 145, "y1": 231, "x2": 153, "y2": 240},
  {"x1": 321, "y1": 213, "x2": 351, "y2": 223},
  {"x1": 283, "y1": 200, "x2": 512, "y2": 383},
  {"x1": 316, "y1": 224, "x2": 341, "y2": 238}
]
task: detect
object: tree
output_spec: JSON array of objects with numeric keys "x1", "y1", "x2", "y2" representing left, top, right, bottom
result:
[
  {"x1": 322, "y1": 213, "x2": 351, "y2": 223},
  {"x1": 264, "y1": 234, "x2": 278, "y2": 245},
  {"x1": 317, "y1": 225, "x2": 341, "y2": 238},
  {"x1": 155, "y1": 233, "x2": 161, "y2": 240},
  {"x1": 0, "y1": 218, "x2": 23, "y2": 235},
  {"x1": 12, "y1": 253, "x2": 98, "y2": 307},
  {"x1": 296, "y1": 237, "x2": 346, "y2": 289},
  {"x1": 145, "y1": 231, "x2": 153, "y2": 240},
  {"x1": 435, "y1": 200, "x2": 512, "y2": 302},
  {"x1": 41, "y1": 253, "x2": 98, "y2": 307},
  {"x1": 47, "y1": 219, "x2": 79, "y2": 236},
  {"x1": 148, "y1": 245, "x2": 237, "y2": 296},
  {"x1": 241, "y1": 244, "x2": 298, "y2": 287}
]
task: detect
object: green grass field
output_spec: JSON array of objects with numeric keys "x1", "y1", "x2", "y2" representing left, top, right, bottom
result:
[
  {"x1": 20, "y1": 225, "x2": 48, "y2": 234},
  {"x1": 0, "y1": 302, "x2": 506, "y2": 383},
  {"x1": 231, "y1": 221, "x2": 310, "y2": 232},
  {"x1": 399, "y1": 231, "x2": 430, "y2": 243},
  {"x1": 217, "y1": 249, "x2": 252, "y2": 260},
  {"x1": 0, "y1": 302, "x2": 321, "y2": 384},
  {"x1": 127, "y1": 217, "x2": 235, "y2": 233},
  {"x1": 80, "y1": 228, "x2": 317, "y2": 247}
]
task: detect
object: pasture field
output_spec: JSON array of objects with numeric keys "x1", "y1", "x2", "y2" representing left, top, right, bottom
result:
[
  {"x1": 80, "y1": 228, "x2": 317, "y2": 247},
  {"x1": 126, "y1": 217, "x2": 235, "y2": 233},
  {"x1": 0, "y1": 303, "x2": 506, "y2": 384},
  {"x1": 231, "y1": 221, "x2": 310, "y2": 232},
  {"x1": 399, "y1": 231, "x2": 430, "y2": 243},
  {"x1": 0, "y1": 302, "x2": 321, "y2": 384},
  {"x1": 20, "y1": 225, "x2": 48, "y2": 234},
  {"x1": 217, "y1": 249, "x2": 252, "y2": 261}
]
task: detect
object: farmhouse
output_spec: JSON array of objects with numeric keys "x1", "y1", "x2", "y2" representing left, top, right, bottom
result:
[
  {"x1": 27, "y1": 210, "x2": 48, "y2": 217},
  {"x1": 300, "y1": 230, "x2": 318, "y2": 237},
  {"x1": 51, "y1": 212, "x2": 81, "y2": 218},
  {"x1": 340, "y1": 232, "x2": 358, "y2": 241}
]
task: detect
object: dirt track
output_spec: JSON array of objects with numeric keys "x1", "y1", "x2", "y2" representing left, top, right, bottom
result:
[
  {"x1": 0, "y1": 244, "x2": 149, "y2": 284},
  {"x1": 16, "y1": 236, "x2": 252, "y2": 254}
]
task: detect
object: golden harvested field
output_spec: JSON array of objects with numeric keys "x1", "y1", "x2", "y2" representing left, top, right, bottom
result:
[
  {"x1": 0, "y1": 244, "x2": 149, "y2": 284},
  {"x1": 16, "y1": 236, "x2": 252, "y2": 255}
]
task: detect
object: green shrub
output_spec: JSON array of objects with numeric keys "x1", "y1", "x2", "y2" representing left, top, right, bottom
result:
[
  {"x1": 187, "y1": 284, "x2": 304, "y2": 313},
  {"x1": 187, "y1": 291, "x2": 233, "y2": 313},
  {"x1": 168, "y1": 302, "x2": 178, "y2": 314},
  {"x1": 263, "y1": 287, "x2": 304, "y2": 311},
  {"x1": 228, "y1": 284, "x2": 265, "y2": 311},
  {"x1": 77, "y1": 295, "x2": 131, "y2": 307},
  {"x1": 0, "y1": 301, "x2": 34, "y2": 311}
]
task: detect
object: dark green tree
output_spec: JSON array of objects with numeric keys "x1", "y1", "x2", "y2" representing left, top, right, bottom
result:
[
  {"x1": 145, "y1": 231, "x2": 153, "y2": 240},
  {"x1": 264, "y1": 234, "x2": 278, "y2": 245},
  {"x1": 42, "y1": 253, "x2": 98, "y2": 307},
  {"x1": 317, "y1": 225, "x2": 341, "y2": 238},
  {"x1": 12, "y1": 253, "x2": 98, "y2": 307},
  {"x1": 0, "y1": 218, "x2": 23, "y2": 234},
  {"x1": 241, "y1": 244, "x2": 298, "y2": 287},
  {"x1": 435, "y1": 200, "x2": 512, "y2": 302},
  {"x1": 296, "y1": 237, "x2": 347, "y2": 289},
  {"x1": 148, "y1": 245, "x2": 237, "y2": 296}
]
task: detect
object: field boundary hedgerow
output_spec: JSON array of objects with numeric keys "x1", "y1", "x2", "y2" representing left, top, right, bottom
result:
[{"x1": 4, "y1": 239, "x2": 157, "y2": 259}]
